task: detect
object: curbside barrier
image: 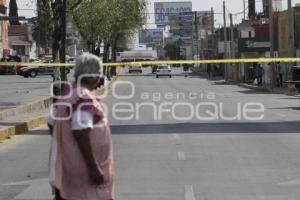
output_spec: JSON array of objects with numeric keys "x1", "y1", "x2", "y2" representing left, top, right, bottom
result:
[
  {"x1": 0, "y1": 97, "x2": 52, "y2": 120},
  {"x1": 0, "y1": 72, "x2": 120, "y2": 142},
  {"x1": 0, "y1": 116, "x2": 47, "y2": 141}
]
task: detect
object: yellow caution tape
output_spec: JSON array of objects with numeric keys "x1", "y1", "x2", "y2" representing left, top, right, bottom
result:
[
  {"x1": 0, "y1": 57, "x2": 299, "y2": 68},
  {"x1": 0, "y1": 62, "x2": 74, "y2": 67}
]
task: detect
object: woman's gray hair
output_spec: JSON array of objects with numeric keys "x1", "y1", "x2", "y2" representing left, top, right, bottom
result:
[{"x1": 74, "y1": 53, "x2": 102, "y2": 83}]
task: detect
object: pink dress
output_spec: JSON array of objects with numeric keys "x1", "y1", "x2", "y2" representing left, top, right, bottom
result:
[{"x1": 49, "y1": 84, "x2": 114, "y2": 200}]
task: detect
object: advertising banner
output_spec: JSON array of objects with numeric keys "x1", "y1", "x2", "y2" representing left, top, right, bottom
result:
[
  {"x1": 238, "y1": 38, "x2": 270, "y2": 53},
  {"x1": 138, "y1": 29, "x2": 164, "y2": 45},
  {"x1": 154, "y1": 2, "x2": 192, "y2": 25},
  {"x1": 195, "y1": 11, "x2": 213, "y2": 32}
]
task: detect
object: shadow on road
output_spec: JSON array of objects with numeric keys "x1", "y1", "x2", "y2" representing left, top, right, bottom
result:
[
  {"x1": 270, "y1": 107, "x2": 300, "y2": 111},
  {"x1": 237, "y1": 90, "x2": 269, "y2": 94},
  {"x1": 111, "y1": 121, "x2": 300, "y2": 134},
  {"x1": 118, "y1": 73, "x2": 193, "y2": 77}
]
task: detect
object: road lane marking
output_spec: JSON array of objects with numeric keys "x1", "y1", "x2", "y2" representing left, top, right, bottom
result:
[
  {"x1": 277, "y1": 114, "x2": 287, "y2": 118},
  {"x1": 3, "y1": 178, "x2": 53, "y2": 199},
  {"x1": 184, "y1": 185, "x2": 196, "y2": 200},
  {"x1": 173, "y1": 134, "x2": 180, "y2": 140},
  {"x1": 173, "y1": 134, "x2": 182, "y2": 145},
  {"x1": 178, "y1": 151, "x2": 186, "y2": 161},
  {"x1": 279, "y1": 178, "x2": 300, "y2": 185}
]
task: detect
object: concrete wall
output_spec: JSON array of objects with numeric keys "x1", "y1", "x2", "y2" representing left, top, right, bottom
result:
[
  {"x1": 277, "y1": 7, "x2": 300, "y2": 57},
  {"x1": 0, "y1": 0, "x2": 9, "y2": 55},
  {"x1": 278, "y1": 11, "x2": 289, "y2": 56}
]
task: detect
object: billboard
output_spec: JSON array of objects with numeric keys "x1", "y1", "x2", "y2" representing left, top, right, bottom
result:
[
  {"x1": 138, "y1": 29, "x2": 164, "y2": 45},
  {"x1": 195, "y1": 11, "x2": 213, "y2": 32},
  {"x1": 154, "y1": 2, "x2": 192, "y2": 25},
  {"x1": 169, "y1": 12, "x2": 193, "y2": 38},
  {"x1": 238, "y1": 38, "x2": 270, "y2": 53}
]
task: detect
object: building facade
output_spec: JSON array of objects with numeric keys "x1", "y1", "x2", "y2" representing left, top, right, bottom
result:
[
  {"x1": 0, "y1": 0, "x2": 9, "y2": 57},
  {"x1": 8, "y1": 24, "x2": 33, "y2": 59}
]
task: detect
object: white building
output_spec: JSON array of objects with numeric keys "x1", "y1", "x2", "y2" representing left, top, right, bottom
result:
[{"x1": 263, "y1": 0, "x2": 283, "y2": 15}]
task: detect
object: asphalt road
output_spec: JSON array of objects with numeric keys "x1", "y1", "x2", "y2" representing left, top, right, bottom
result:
[
  {"x1": 0, "y1": 72, "x2": 74, "y2": 110},
  {"x1": 0, "y1": 75, "x2": 52, "y2": 110},
  {"x1": 1, "y1": 67, "x2": 300, "y2": 200}
]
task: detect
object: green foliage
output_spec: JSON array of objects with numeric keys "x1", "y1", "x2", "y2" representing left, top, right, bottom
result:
[
  {"x1": 71, "y1": 0, "x2": 146, "y2": 49},
  {"x1": 32, "y1": 1, "x2": 53, "y2": 53},
  {"x1": 9, "y1": 0, "x2": 20, "y2": 25},
  {"x1": 164, "y1": 41, "x2": 182, "y2": 60},
  {"x1": 36, "y1": 0, "x2": 146, "y2": 57}
]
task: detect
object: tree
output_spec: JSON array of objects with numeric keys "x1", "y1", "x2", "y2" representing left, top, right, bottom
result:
[
  {"x1": 36, "y1": 0, "x2": 145, "y2": 80},
  {"x1": 164, "y1": 41, "x2": 182, "y2": 60},
  {"x1": 32, "y1": 1, "x2": 53, "y2": 55},
  {"x1": 9, "y1": 0, "x2": 20, "y2": 25},
  {"x1": 72, "y1": 0, "x2": 146, "y2": 76},
  {"x1": 37, "y1": 0, "x2": 82, "y2": 81}
]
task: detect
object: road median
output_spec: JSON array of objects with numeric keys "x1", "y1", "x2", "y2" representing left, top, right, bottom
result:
[{"x1": 0, "y1": 74, "x2": 119, "y2": 142}]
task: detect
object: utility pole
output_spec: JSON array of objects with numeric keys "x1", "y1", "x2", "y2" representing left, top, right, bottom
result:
[
  {"x1": 191, "y1": 11, "x2": 194, "y2": 60},
  {"x1": 37, "y1": 1, "x2": 41, "y2": 57},
  {"x1": 243, "y1": 0, "x2": 246, "y2": 20},
  {"x1": 223, "y1": 0, "x2": 228, "y2": 79},
  {"x1": 288, "y1": 0, "x2": 295, "y2": 59},
  {"x1": 59, "y1": 0, "x2": 67, "y2": 82},
  {"x1": 211, "y1": 7, "x2": 215, "y2": 58},
  {"x1": 194, "y1": 11, "x2": 199, "y2": 60},
  {"x1": 230, "y1": 13, "x2": 238, "y2": 81},
  {"x1": 230, "y1": 13, "x2": 234, "y2": 59},
  {"x1": 269, "y1": 0, "x2": 275, "y2": 88}
]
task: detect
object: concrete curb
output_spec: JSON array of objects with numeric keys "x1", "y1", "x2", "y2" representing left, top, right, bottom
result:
[
  {"x1": 0, "y1": 97, "x2": 52, "y2": 120},
  {"x1": 0, "y1": 73, "x2": 119, "y2": 142},
  {"x1": 238, "y1": 83, "x2": 271, "y2": 92},
  {"x1": 0, "y1": 116, "x2": 47, "y2": 141},
  {"x1": 238, "y1": 83, "x2": 298, "y2": 96}
]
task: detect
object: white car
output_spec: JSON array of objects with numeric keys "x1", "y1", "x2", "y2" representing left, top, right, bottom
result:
[
  {"x1": 128, "y1": 65, "x2": 142, "y2": 73},
  {"x1": 156, "y1": 65, "x2": 172, "y2": 78}
]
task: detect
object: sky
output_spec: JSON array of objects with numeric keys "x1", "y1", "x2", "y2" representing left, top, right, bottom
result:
[
  {"x1": 146, "y1": 0, "x2": 300, "y2": 27},
  {"x1": 7, "y1": 0, "x2": 36, "y2": 18},
  {"x1": 14, "y1": 0, "x2": 300, "y2": 26},
  {"x1": 11, "y1": 0, "x2": 300, "y2": 48}
]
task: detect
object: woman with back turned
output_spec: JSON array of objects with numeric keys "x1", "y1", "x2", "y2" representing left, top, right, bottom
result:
[{"x1": 48, "y1": 53, "x2": 114, "y2": 200}]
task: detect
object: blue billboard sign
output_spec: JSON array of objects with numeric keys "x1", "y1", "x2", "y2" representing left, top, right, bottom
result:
[{"x1": 154, "y1": 2, "x2": 192, "y2": 25}]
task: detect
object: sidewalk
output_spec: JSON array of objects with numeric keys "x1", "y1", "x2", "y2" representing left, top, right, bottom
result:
[
  {"x1": 191, "y1": 68, "x2": 299, "y2": 96},
  {"x1": 238, "y1": 83, "x2": 299, "y2": 96}
]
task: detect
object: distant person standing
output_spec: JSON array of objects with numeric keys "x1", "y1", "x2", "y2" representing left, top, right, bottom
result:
[
  {"x1": 255, "y1": 64, "x2": 264, "y2": 86},
  {"x1": 207, "y1": 64, "x2": 212, "y2": 80},
  {"x1": 183, "y1": 64, "x2": 189, "y2": 77},
  {"x1": 276, "y1": 62, "x2": 283, "y2": 88}
]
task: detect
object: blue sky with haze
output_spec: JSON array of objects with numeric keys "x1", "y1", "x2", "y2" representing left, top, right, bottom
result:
[{"x1": 13, "y1": 0, "x2": 300, "y2": 26}]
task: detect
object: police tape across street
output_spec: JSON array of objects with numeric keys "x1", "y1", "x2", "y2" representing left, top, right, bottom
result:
[{"x1": 0, "y1": 57, "x2": 300, "y2": 68}]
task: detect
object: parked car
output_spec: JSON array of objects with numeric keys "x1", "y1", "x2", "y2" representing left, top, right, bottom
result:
[
  {"x1": 128, "y1": 65, "x2": 142, "y2": 73},
  {"x1": 156, "y1": 65, "x2": 172, "y2": 78},
  {"x1": 18, "y1": 61, "x2": 70, "y2": 78}
]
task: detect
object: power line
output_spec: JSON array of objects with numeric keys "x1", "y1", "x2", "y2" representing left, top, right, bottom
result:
[
  {"x1": 143, "y1": 12, "x2": 224, "y2": 15},
  {"x1": 18, "y1": 8, "x2": 36, "y2": 11}
]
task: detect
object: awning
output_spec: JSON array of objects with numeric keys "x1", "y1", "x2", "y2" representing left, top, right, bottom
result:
[{"x1": 10, "y1": 40, "x2": 31, "y2": 46}]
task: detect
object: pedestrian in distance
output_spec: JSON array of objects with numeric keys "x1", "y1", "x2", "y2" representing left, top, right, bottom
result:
[
  {"x1": 255, "y1": 64, "x2": 264, "y2": 86},
  {"x1": 183, "y1": 64, "x2": 189, "y2": 77},
  {"x1": 207, "y1": 64, "x2": 212, "y2": 80},
  {"x1": 276, "y1": 62, "x2": 283, "y2": 88},
  {"x1": 48, "y1": 53, "x2": 114, "y2": 200}
]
